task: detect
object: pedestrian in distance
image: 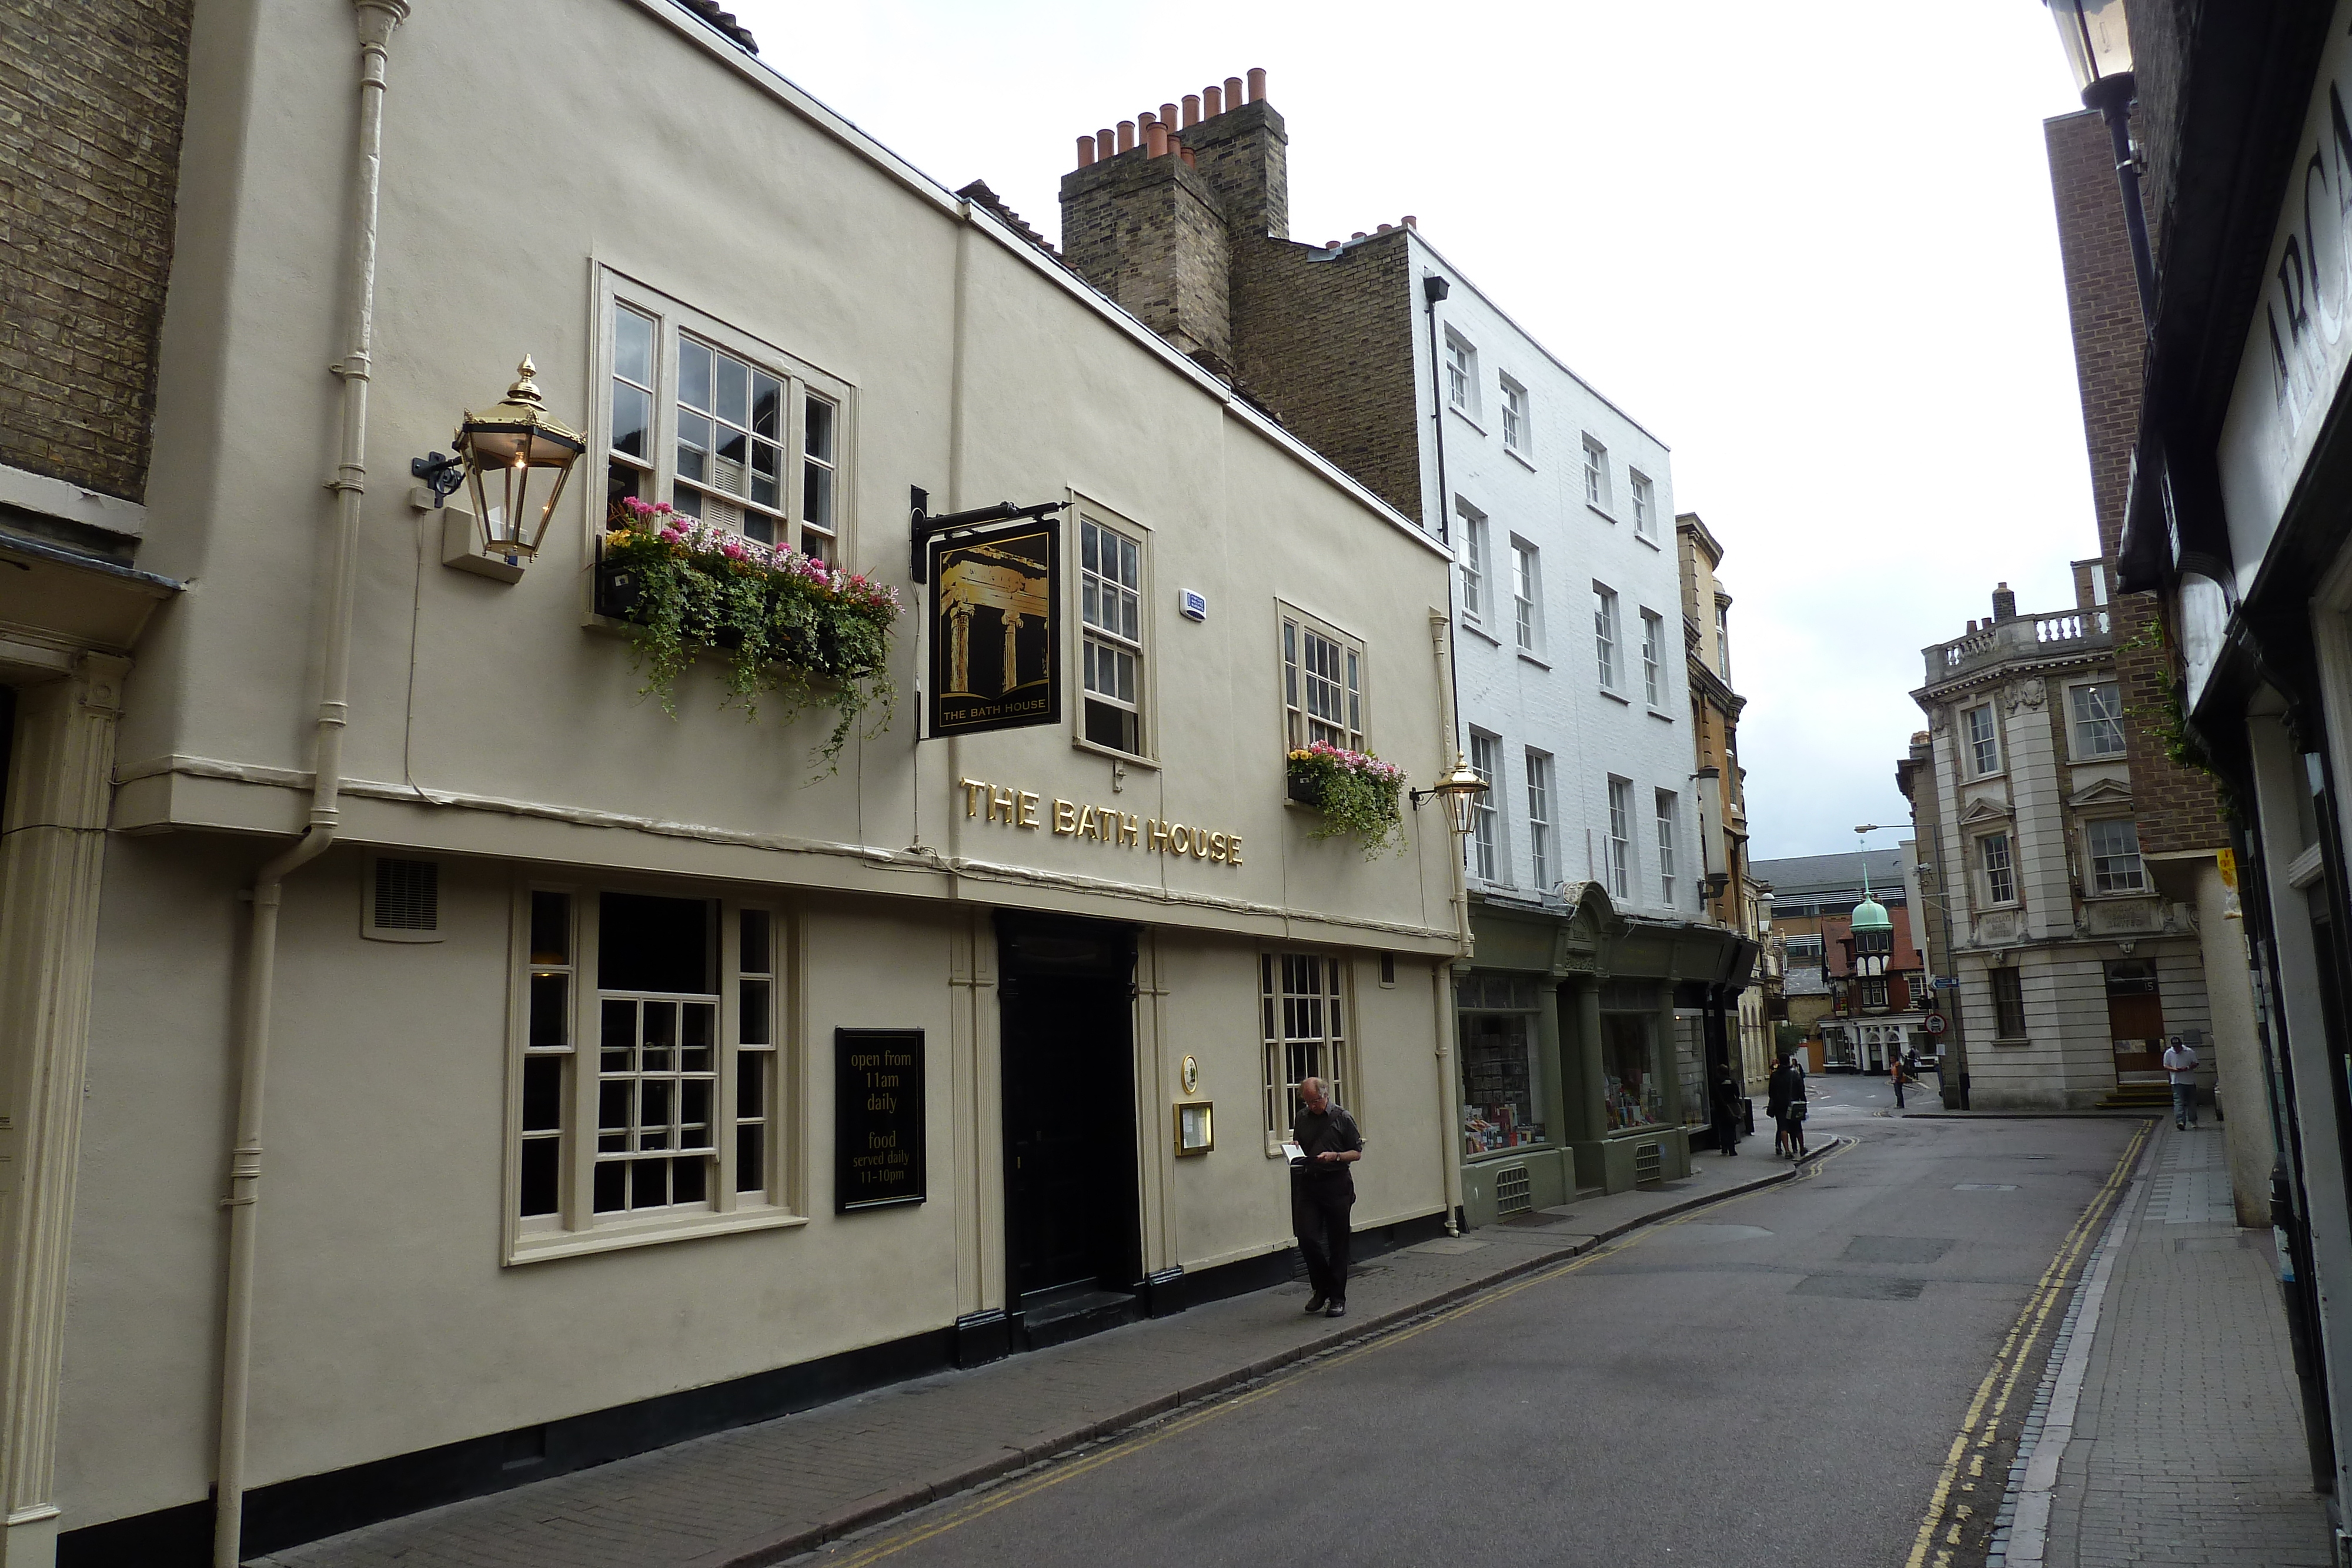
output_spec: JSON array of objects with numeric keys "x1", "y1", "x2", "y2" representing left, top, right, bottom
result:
[
  {"x1": 1766, "y1": 1054, "x2": 1793, "y2": 1158},
  {"x1": 1710, "y1": 1066, "x2": 1743, "y2": 1156},
  {"x1": 1289, "y1": 1076, "x2": 1363, "y2": 1319},
  {"x1": 2163, "y1": 1037, "x2": 2201, "y2": 1129},
  {"x1": 1776, "y1": 1053, "x2": 1810, "y2": 1158},
  {"x1": 1890, "y1": 1052, "x2": 1909, "y2": 1111}
]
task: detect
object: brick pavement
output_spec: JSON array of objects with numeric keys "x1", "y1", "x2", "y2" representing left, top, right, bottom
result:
[
  {"x1": 2008, "y1": 1123, "x2": 2330, "y2": 1567},
  {"x1": 252, "y1": 1136, "x2": 1836, "y2": 1568}
]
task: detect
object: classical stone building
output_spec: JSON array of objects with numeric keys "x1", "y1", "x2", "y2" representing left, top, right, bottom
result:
[
  {"x1": 1908, "y1": 577, "x2": 2216, "y2": 1111},
  {"x1": 1055, "y1": 81, "x2": 1755, "y2": 1222}
]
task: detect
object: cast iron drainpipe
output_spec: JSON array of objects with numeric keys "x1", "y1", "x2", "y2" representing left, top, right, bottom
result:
[
  {"x1": 1421, "y1": 268, "x2": 1468, "y2": 1235},
  {"x1": 213, "y1": 5, "x2": 407, "y2": 1564}
]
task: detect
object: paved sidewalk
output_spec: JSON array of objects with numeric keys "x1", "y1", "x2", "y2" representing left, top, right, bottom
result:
[
  {"x1": 2000, "y1": 1122, "x2": 2330, "y2": 1568},
  {"x1": 255, "y1": 1134, "x2": 1837, "y2": 1568}
]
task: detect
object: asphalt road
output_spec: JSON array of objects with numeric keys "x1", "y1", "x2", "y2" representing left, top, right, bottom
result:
[{"x1": 804, "y1": 1081, "x2": 2140, "y2": 1568}]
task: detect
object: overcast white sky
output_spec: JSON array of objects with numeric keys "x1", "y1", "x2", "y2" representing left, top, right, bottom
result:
[{"x1": 729, "y1": 0, "x2": 2099, "y2": 857}]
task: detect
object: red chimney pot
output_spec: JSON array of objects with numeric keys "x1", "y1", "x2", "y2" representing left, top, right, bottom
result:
[
  {"x1": 1247, "y1": 66, "x2": 1267, "y2": 101},
  {"x1": 1224, "y1": 75, "x2": 1244, "y2": 106},
  {"x1": 1182, "y1": 93, "x2": 1201, "y2": 127},
  {"x1": 1160, "y1": 102, "x2": 1179, "y2": 129},
  {"x1": 1117, "y1": 120, "x2": 1136, "y2": 154},
  {"x1": 1146, "y1": 121, "x2": 1169, "y2": 158},
  {"x1": 1077, "y1": 136, "x2": 1096, "y2": 168},
  {"x1": 1203, "y1": 84, "x2": 1223, "y2": 116},
  {"x1": 1097, "y1": 129, "x2": 1115, "y2": 162},
  {"x1": 1402, "y1": 214, "x2": 1418, "y2": 229}
]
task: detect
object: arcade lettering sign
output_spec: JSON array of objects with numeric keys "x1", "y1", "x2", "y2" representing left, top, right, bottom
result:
[
  {"x1": 957, "y1": 775, "x2": 1245, "y2": 866},
  {"x1": 927, "y1": 521, "x2": 1061, "y2": 738},
  {"x1": 835, "y1": 1028, "x2": 925, "y2": 1212}
]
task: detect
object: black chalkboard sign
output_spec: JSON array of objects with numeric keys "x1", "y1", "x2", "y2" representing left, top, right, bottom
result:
[{"x1": 835, "y1": 1028, "x2": 926, "y2": 1212}]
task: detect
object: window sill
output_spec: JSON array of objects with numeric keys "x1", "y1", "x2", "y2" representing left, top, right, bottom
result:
[
  {"x1": 1464, "y1": 1141, "x2": 1553, "y2": 1163},
  {"x1": 1461, "y1": 619, "x2": 1501, "y2": 647},
  {"x1": 507, "y1": 1205, "x2": 809, "y2": 1265},
  {"x1": 1990, "y1": 1036, "x2": 2032, "y2": 1048},
  {"x1": 2069, "y1": 751, "x2": 2129, "y2": 765},
  {"x1": 1448, "y1": 404, "x2": 1488, "y2": 436},
  {"x1": 1646, "y1": 706, "x2": 1675, "y2": 723},
  {"x1": 1599, "y1": 687, "x2": 1631, "y2": 706},
  {"x1": 1587, "y1": 503, "x2": 1621, "y2": 526},
  {"x1": 1505, "y1": 446, "x2": 1538, "y2": 473},
  {"x1": 1516, "y1": 649, "x2": 1551, "y2": 670},
  {"x1": 1635, "y1": 530, "x2": 1662, "y2": 551},
  {"x1": 1072, "y1": 735, "x2": 1161, "y2": 771},
  {"x1": 2085, "y1": 887, "x2": 2153, "y2": 901}
]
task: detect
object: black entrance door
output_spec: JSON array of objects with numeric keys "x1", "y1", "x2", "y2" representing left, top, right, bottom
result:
[{"x1": 998, "y1": 917, "x2": 1140, "y2": 1304}]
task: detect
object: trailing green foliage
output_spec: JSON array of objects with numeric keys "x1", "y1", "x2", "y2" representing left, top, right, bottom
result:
[{"x1": 1286, "y1": 741, "x2": 1408, "y2": 858}]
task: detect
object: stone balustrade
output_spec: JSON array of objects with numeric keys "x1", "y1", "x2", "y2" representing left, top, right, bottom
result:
[{"x1": 1924, "y1": 606, "x2": 2113, "y2": 686}]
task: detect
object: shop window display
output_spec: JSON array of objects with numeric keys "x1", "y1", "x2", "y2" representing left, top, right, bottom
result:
[
  {"x1": 1458, "y1": 975, "x2": 1545, "y2": 1155},
  {"x1": 1601, "y1": 1012, "x2": 1663, "y2": 1130}
]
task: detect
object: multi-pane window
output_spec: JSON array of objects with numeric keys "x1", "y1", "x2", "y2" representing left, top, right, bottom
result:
[
  {"x1": 1990, "y1": 966, "x2": 2027, "y2": 1038},
  {"x1": 1860, "y1": 977, "x2": 1890, "y2": 1009},
  {"x1": 1501, "y1": 377, "x2": 1529, "y2": 453},
  {"x1": 1654, "y1": 790, "x2": 1678, "y2": 904},
  {"x1": 604, "y1": 289, "x2": 846, "y2": 560},
  {"x1": 1980, "y1": 832, "x2": 2016, "y2": 905},
  {"x1": 1261, "y1": 952, "x2": 1347, "y2": 1138},
  {"x1": 1714, "y1": 603, "x2": 1732, "y2": 683},
  {"x1": 1582, "y1": 436, "x2": 1609, "y2": 509},
  {"x1": 514, "y1": 889, "x2": 781, "y2": 1246},
  {"x1": 1967, "y1": 704, "x2": 2000, "y2": 775},
  {"x1": 1469, "y1": 731, "x2": 1502, "y2": 882},
  {"x1": 1446, "y1": 332, "x2": 1476, "y2": 414},
  {"x1": 1459, "y1": 503, "x2": 1488, "y2": 622},
  {"x1": 2071, "y1": 681, "x2": 2126, "y2": 757},
  {"x1": 1080, "y1": 516, "x2": 1144, "y2": 754},
  {"x1": 1642, "y1": 611, "x2": 1666, "y2": 707},
  {"x1": 1593, "y1": 584, "x2": 1620, "y2": 689},
  {"x1": 1283, "y1": 615, "x2": 1364, "y2": 751},
  {"x1": 1630, "y1": 470, "x2": 1655, "y2": 536},
  {"x1": 1526, "y1": 750, "x2": 1553, "y2": 889},
  {"x1": 1512, "y1": 540, "x2": 1541, "y2": 653},
  {"x1": 1607, "y1": 777, "x2": 1633, "y2": 900},
  {"x1": 2086, "y1": 818, "x2": 2147, "y2": 893}
]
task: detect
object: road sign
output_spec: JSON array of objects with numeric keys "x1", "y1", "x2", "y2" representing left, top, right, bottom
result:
[
  {"x1": 1925, "y1": 1013, "x2": 1947, "y2": 1034},
  {"x1": 1933, "y1": 976, "x2": 1959, "y2": 989}
]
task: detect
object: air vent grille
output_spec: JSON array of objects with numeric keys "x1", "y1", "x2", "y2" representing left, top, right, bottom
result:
[{"x1": 373, "y1": 858, "x2": 439, "y2": 933}]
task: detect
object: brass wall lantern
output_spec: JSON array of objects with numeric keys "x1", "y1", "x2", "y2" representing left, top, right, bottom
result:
[
  {"x1": 1411, "y1": 753, "x2": 1488, "y2": 836},
  {"x1": 412, "y1": 357, "x2": 586, "y2": 562}
]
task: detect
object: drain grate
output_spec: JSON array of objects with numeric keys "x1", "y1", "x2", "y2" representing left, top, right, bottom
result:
[
  {"x1": 1633, "y1": 1142, "x2": 1663, "y2": 1186},
  {"x1": 1494, "y1": 1164, "x2": 1533, "y2": 1216}
]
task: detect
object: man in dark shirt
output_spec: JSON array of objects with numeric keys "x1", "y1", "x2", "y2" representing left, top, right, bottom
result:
[{"x1": 1291, "y1": 1076, "x2": 1364, "y2": 1319}]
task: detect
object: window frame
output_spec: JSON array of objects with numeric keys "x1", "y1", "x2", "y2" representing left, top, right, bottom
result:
[
  {"x1": 594, "y1": 270, "x2": 854, "y2": 566},
  {"x1": 1511, "y1": 537, "x2": 1544, "y2": 655},
  {"x1": 2084, "y1": 817, "x2": 2147, "y2": 895},
  {"x1": 1977, "y1": 830, "x2": 2017, "y2": 907},
  {"x1": 1641, "y1": 609, "x2": 1666, "y2": 708},
  {"x1": 1526, "y1": 748, "x2": 1553, "y2": 890},
  {"x1": 1469, "y1": 730, "x2": 1504, "y2": 883},
  {"x1": 2069, "y1": 679, "x2": 2127, "y2": 760},
  {"x1": 1073, "y1": 502, "x2": 1154, "y2": 763},
  {"x1": 1499, "y1": 375, "x2": 1530, "y2": 455},
  {"x1": 1458, "y1": 501, "x2": 1488, "y2": 626},
  {"x1": 1593, "y1": 583, "x2": 1621, "y2": 690},
  {"x1": 1581, "y1": 435, "x2": 1611, "y2": 511},
  {"x1": 505, "y1": 879, "x2": 803, "y2": 1265},
  {"x1": 1280, "y1": 603, "x2": 1367, "y2": 754},
  {"x1": 1629, "y1": 469, "x2": 1655, "y2": 537},
  {"x1": 1260, "y1": 950, "x2": 1352, "y2": 1153},
  {"x1": 1965, "y1": 703, "x2": 2002, "y2": 777},
  {"x1": 1990, "y1": 965, "x2": 2027, "y2": 1039},
  {"x1": 1606, "y1": 776, "x2": 1634, "y2": 900},
  {"x1": 1654, "y1": 788, "x2": 1678, "y2": 905},
  {"x1": 1445, "y1": 330, "x2": 1479, "y2": 419}
]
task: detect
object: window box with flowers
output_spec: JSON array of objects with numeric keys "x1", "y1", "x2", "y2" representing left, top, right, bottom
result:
[
  {"x1": 595, "y1": 499, "x2": 900, "y2": 770},
  {"x1": 1285, "y1": 741, "x2": 1406, "y2": 857}
]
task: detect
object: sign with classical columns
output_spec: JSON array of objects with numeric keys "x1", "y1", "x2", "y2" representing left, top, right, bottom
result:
[{"x1": 927, "y1": 520, "x2": 1060, "y2": 737}]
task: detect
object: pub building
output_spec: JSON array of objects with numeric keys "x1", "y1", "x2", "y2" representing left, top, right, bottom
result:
[{"x1": 0, "y1": 6, "x2": 1472, "y2": 1564}]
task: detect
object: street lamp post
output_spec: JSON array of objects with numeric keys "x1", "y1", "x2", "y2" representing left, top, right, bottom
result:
[{"x1": 2044, "y1": 0, "x2": 2158, "y2": 320}]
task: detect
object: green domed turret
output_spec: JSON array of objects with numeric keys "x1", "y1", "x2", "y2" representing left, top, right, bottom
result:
[{"x1": 1851, "y1": 895, "x2": 1893, "y2": 934}]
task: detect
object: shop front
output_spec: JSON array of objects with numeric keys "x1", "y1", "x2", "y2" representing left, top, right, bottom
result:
[{"x1": 1454, "y1": 885, "x2": 1752, "y2": 1223}]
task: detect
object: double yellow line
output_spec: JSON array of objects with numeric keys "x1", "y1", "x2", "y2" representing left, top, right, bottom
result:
[
  {"x1": 1900, "y1": 1119, "x2": 2151, "y2": 1568},
  {"x1": 819, "y1": 1140, "x2": 1860, "y2": 1567}
]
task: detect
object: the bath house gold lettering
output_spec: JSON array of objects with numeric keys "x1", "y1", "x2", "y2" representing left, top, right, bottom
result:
[{"x1": 956, "y1": 777, "x2": 1244, "y2": 867}]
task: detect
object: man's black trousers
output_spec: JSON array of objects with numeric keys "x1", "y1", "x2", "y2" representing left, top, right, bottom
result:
[{"x1": 1292, "y1": 1177, "x2": 1354, "y2": 1302}]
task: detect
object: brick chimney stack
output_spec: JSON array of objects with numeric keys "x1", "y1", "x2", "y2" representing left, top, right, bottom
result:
[
  {"x1": 1991, "y1": 582, "x2": 2017, "y2": 621},
  {"x1": 1059, "y1": 69, "x2": 1288, "y2": 374}
]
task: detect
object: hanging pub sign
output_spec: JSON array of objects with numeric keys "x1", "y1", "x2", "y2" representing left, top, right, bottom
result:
[
  {"x1": 911, "y1": 487, "x2": 1065, "y2": 740},
  {"x1": 836, "y1": 1028, "x2": 926, "y2": 1213}
]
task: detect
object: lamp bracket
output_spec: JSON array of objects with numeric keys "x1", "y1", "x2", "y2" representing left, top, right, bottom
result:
[
  {"x1": 909, "y1": 485, "x2": 1067, "y2": 583},
  {"x1": 410, "y1": 452, "x2": 465, "y2": 509}
]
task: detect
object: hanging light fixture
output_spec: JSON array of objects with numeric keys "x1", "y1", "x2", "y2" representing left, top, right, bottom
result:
[
  {"x1": 415, "y1": 357, "x2": 586, "y2": 562},
  {"x1": 1412, "y1": 753, "x2": 1488, "y2": 836}
]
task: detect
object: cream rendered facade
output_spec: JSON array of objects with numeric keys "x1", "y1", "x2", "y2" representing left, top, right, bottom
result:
[
  {"x1": 1910, "y1": 583, "x2": 2214, "y2": 1111},
  {"x1": 8, "y1": 4, "x2": 1467, "y2": 1562}
]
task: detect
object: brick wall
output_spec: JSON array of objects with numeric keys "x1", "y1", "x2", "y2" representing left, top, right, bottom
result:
[
  {"x1": 0, "y1": 0, "x2": 192, "y2": 502},
  {"x1": 2047, "y1": 106, "x2": 2228, "y2": 855},
  {"x1": 1060, "y1": 148, "x2": 1235, "y2": 370}
]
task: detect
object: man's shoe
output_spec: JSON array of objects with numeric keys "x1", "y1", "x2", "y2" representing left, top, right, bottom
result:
[
  {"x1": 2177, "y1": 1119, "x2": 2186, "y2": 1130},
  {"x1": 1304, "y1": 1295, "x2": 1327, "y2": 1315},
  {"x1": 1325, "y1": 1301, "x2": 1346, "y2": 1319}
]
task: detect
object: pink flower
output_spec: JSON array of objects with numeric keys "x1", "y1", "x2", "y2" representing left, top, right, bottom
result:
[{"x1": 657, "y1": 527, "x2": 682, "y2": 543}]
